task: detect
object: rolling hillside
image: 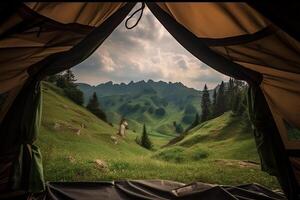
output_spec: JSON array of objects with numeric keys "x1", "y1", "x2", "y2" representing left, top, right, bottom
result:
[
  {"x1": 153, "y1": 112, "x2": 258, "y2": 163},
  {"x1": 38, "y1": 82, "x2": 279, "y2": 189}
]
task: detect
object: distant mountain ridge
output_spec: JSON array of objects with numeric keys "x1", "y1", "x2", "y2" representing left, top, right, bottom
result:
[
  {"x1": 77, "y1": 80, "x2": 200, "y2": 98},
  {"x1": 77, "y1": 80, "x2": 218, "y2": 137}
]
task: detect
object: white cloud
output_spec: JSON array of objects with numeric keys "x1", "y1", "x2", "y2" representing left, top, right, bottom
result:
[{"x1": 73, "y1": 5, "x2": 229, "y2": 90}]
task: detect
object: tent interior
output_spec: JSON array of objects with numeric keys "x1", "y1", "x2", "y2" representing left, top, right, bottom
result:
[{"x1": 0, "y1": 2, "x2": 300, "y2": 200}]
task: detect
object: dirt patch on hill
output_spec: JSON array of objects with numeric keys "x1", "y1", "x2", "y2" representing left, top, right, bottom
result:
[{"x1": 214, "y1": 159, "x2": 259, "y2": 169}]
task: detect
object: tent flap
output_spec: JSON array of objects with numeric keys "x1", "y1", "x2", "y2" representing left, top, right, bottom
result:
[
  {"x1": 247, "y1": 86, "x2": 279, "y2": 176},
  {"x1": 8, "y1": 81, "x2": 45, "y2": 193}
]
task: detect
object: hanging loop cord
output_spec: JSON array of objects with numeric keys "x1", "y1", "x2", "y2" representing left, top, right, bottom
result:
[{"x1": 125, "y1": 2, "x2": 145, "y2": 29}]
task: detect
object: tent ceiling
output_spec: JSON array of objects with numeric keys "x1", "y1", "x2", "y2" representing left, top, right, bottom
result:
[
  {"x1": 157, "y1": 3, "x2": 270, "y2": 39},
  {"x1": 25, "y1": 2, "x2": 125, "y2": 27}
]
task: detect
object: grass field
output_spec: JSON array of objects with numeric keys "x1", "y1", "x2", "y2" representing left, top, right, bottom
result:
[{"x1": 37, "y1": 82, "x2": 280, "y2": 189}]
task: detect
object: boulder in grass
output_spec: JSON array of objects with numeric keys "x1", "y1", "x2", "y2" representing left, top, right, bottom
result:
[
  {"x1": 53, "y1": 122, "x2": 61, "y2": 130},
  {"x1": 68, "y1": 155, "x2": 76, "y2": 163},
  {"x1": 94, "y1": 159, "x2": 108, "y2": 170},
  {"x1": 76, "y1": 129, "x2": 81, "y2": 136},
  {"x1": 111, "y1": 136, "x2": 118, "y2": 144}
]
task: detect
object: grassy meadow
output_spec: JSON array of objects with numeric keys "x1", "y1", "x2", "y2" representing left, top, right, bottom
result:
[{"x1": 37, "y1": 82, "x2": 280, "y2": 189}]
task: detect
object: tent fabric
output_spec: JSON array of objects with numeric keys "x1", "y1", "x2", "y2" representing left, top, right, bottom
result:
[
  {"x1": 289, "y1": 157, "x2": 300, "y2": 186},
  {"x1": 247, "y1": 2, "x2": 300, "y2": 43},
  {"x1": 0, "y1": 2, "x2": 299, "y2": 199},
  {"x1": 247, "y1": 86, "x2": 279, "y2": 176},
  {"x1": 27, "y1": 180, "x2": 286, "y2": 200},
  {"x1": 0, "y1": 84, "x2": 24, "y2": 122},
  {"x1": 0, "y1": 4, "x2": 88, "y2": 93},
  {"x1": 0, "y1": 80, "x2": 44, "y2": 193},
  {"x1": 25, "y1": 3, "x2": 125, "y2": 27},
  {"x1": 0, "y1": 149, "x2": 18, "y2": 193},
  {"x1": 247, "y1": 86, "x2": 299, "y2": 199},
  {"x1": 156, "y1": 3, "x2": 270, "y2": 39}
]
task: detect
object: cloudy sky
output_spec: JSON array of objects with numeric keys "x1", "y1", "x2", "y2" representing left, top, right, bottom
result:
[{"x1": 73, "y1": 4, "x2": 229, "y2": 90}]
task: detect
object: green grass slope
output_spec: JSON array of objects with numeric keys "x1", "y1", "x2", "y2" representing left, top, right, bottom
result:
[
  {"x1": 38, "y1": 82, "x2": 279, "y2": 189},
  {"x1": 153, "y1": 112, "x2": 258, "y2": 162},
  {"x1": 152, "y1": 112, "x2": 280, "y2": 189},
  {"x1": 39, "y1": 82, "x2": 156, "y2": 180}
]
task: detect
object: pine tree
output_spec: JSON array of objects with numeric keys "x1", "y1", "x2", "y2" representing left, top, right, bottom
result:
[
  {"x1": 140, "y1": 124, "x2": 152, "y2": 150},
  {"x1": 215, "y1": 81, "x2": 226, "y2": 116},
  {"x1": 211, "y1": 88, "x2": 217, "y2": 118},
  {"x1": 232, "y1": 91, "x2": 241, "y2": 114},
  {"x1": 227, "y1": 78, "x2": 234, "y2": 110},
  {"x1": 54, "y1": 70, "x2": 83, "y2": 105},
  {"x1": 86, "y1": 92, "x2": 107, "y2": 122},
  {"x1": 56, "y1": 75, "x2": 68, "y2": 88},
  {"x1": 212, "y1": 88, "x2": 217, "y2": 108},
  {"x1": 201, "y1": 84, "x2": 211, "y2": 122}
]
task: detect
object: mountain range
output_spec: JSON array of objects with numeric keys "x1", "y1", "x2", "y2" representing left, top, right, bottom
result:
[{"x1": 77, "y1": 80, "x2": 216, "y2": 136}]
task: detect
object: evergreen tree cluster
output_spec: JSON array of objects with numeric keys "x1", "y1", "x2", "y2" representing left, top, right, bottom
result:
[
  {"x1": 201, "y1": 78, "x2": 248, "y2": 122},
  {"x1": 201, "y1": 84, "x2": 211, "y2": 122},
  {"x1": 86, "y1": 92, "x2": 108, "y2": 122},
  {"x1": 46, "y1": 70, "x2": 108, "y2": 123},
  {"x1": 46, "y1": 69, "x2": 84, "y2": 106},
  {"x1": 185, "y1": 78, "x2": 249, "y2": 132}
]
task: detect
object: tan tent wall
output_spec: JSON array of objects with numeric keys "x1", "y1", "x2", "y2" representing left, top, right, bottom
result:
[
  {"x1": 0, "y1": 85, "x2": 24, "y2": 122},
  {"x1": 290, "y1": 157, "x2": 300, "y2": 186},
  {"x1": 157, "y1": 3, "x2": 269, "y2": 39},
  {"x1": 25, "y1": 3, "x2": 125, "y2": 27}
]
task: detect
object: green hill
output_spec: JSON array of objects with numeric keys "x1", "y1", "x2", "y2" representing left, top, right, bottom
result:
[
  {"x1": 153, "y1": 112, "x2": 258, "y2": 162},
  {"x1": 38, "y1": 82, "x2": 279, "y2": 189}
]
